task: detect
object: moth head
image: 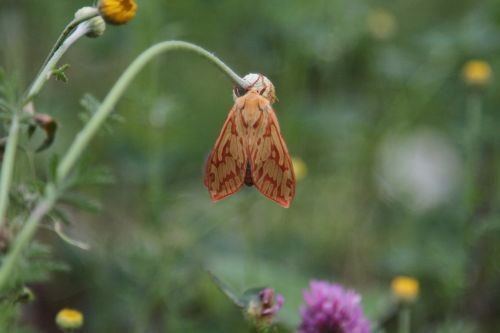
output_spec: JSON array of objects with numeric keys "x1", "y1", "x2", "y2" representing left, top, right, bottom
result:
[{"x1": 233, "y1": 73, "x2": 277, "y2": 104}]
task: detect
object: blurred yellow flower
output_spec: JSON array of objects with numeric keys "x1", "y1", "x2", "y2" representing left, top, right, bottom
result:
[
  {"x1": 367, "y1": 8, "x2": 397, "y2": 40},
  {"x1": 55, "y1": 308, "x2": 84, "y2": 330},
  {"x1": 98, "y1": 0, "x2": 137, "y2": 25},
  {"x1": 391, "y1": 276, "x2": 419, "y2": 303},
  {"x1": 462, "y1": 60, "x2": 492, "y2": 87},
  {"x1": 292, "y1": 157, "x2": 308, "y2": 181}
]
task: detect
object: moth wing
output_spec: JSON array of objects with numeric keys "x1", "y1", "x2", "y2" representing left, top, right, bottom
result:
[
  {"x1": 204, "y1": 104, "x2": 247, "y2": 202},
  {"x1": 249, "y1": 98, "x2": 295, "y2": 208}
]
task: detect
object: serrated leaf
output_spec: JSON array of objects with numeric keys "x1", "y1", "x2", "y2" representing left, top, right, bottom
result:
[
  {"x1": 51, "y1": 64, "x2": 70, "y2": 83},
  {"x1": 74, "y1": 165, "x2": 116, "y2": 186},
  {"x1": 59, "y1": 192, "x2": 102, "y2": 212},
  {"x1": 79, "y1": 93, "x2": 124, "y2": 133},
  {"x1": 50, "y1": 206, "x2": 73, "y2": 225},
  {"x1": 80, "y1": 93, "x2": 101, "y2": 113}
]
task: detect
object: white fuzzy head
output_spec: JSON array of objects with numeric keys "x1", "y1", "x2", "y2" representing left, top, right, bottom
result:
[{"x1": 233, "y1": 73, "x2": 276, "y2": 103}]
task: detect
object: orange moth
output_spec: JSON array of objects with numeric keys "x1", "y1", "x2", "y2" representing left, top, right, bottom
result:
[{"x1": 204, "y1": 74, "x2": 296, "y2": 208}]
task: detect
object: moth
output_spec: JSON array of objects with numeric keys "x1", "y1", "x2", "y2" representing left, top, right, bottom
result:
[{"x1": 204, "y1": 75, "x2": 295, "y2": 207}]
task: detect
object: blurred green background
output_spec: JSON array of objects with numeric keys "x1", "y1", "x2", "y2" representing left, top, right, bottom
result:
[{"x1": 1, "y1": 0, "x2": 500, "y2": 332}]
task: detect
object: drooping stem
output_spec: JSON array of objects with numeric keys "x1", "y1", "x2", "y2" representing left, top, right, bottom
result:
[
  {"x1": 0, "y1": 23, "x2": 91, "y2": 231},
  {"x1": 0, "y1": 40, "x2": 248, "y2": 290},
  {"x1": 36, "y1": 8, "x2": 99, "y2": 82},
  {"x1": 56, "y1": 40, "x2": 248, "y2": 182},
  {"x1": 25, "y1": 23, "x2": 91, "y2": 104}
]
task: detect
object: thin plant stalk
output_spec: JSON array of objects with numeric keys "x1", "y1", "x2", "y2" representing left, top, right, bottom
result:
[
  {"x1": 34, "y1": 8, "x2": 99, "y2": 89},
  {"x1": 0, "y1": 40, "x2": 247, "y2": 290},
  {"x1": 0, "y1": 115, "x2": 20, "y2": 228},
  {"x1": 26, "y1": 23, "x2": 91, "y2": 103},
  {"x1": 398, "y1": 306, "x2": 411, "y2": 333},
  {"x1": 0, "y1": 22, "x2": 92, "y2": 230}
]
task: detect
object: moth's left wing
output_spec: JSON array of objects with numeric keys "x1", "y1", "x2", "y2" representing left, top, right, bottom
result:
[{"x1": 249, "y1": 97, "x2": 295, "y2": 208}]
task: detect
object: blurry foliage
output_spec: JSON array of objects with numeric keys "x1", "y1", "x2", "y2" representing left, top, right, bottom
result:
[{"x1": 1, "y1": 0, "x2": 500, "y2": 332}]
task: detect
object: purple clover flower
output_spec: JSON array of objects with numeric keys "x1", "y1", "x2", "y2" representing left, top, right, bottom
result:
[{"x1": 298, "y1": 281, "x2": 371, "y2": 333}]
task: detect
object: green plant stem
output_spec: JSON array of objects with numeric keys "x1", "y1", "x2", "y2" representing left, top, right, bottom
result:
[
  {"x1": 56, "y1": 40, "x2": 248, "y2": 182},
  {"x1": 0, "y1": 40, "x2": 247, "y2": 290},
  {"x1": 0, "y1": 115, "x2": 20, "y2": 228},
  {"x1": 0, "y1": 24, "x2": 91, "y2": 231},
  {"x1": 25, "y1": 23, "x2": 91, "y2": 104},
  {"x1": 398, "y1": 306, "x2": 411, "y2": 333},
  {"x1": 37, "y1": 8, "x2": 99, "y2": 79}
]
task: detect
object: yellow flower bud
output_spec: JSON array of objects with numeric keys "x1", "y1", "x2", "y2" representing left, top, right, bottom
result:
[
  {"x1": 98, "y1": 0, "x2": 138, "y2": 25},
  {"x1": 462, "y1": 60, "x2": 492, "y2": 87},
  {"x1": 292, "y1": 157, "x2": 308, "y2": 181},
  {"x1": 391, "y1": 276, "x2": 419, "y2": 303},
  {"x1": 55, "y1": 308, "x2": 84, "y2": 331}
]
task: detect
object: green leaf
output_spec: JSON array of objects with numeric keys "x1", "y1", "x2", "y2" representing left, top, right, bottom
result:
[
  {"x1": 53, "y1": 221, "x2": 90, "y2": 250},
  {"x1": 73, "y1": 164, "x2": 116, "y2": 186},
  {"x1": 59, "y1": 192, "x2": 102, "y2": 212},
  {"x1": 50, "y1": 206, "x2": 73, "y2": 226},
  {"x1": 51, "y1": 64, "x2": 70, "y2": 82},
  {"x1": 48, "y1": 154, "x2": 60, "y2": 182},
  {"x1": 79, "y1": 93, "x2": 124, "y2": 133}
]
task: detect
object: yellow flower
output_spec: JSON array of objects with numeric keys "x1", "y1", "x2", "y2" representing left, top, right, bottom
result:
[
  {"x1": 462, "y1": 60, "x2": 492, "y2": 87},
  {"x1": 55, "y1": 308, "x2": 84, "y2": 330},
  {"x1": 98, "y1": 0, "x2": 137, "y2": 25},
  {"x1": 367, "y1": 8, "x2": 397, "y2": 40},
  {"x1": 391, "y1": 276, "x2": 419, "y2": 303},
  {"x1": 292, "y1": 157, "x2": 308, "y2": 181}
]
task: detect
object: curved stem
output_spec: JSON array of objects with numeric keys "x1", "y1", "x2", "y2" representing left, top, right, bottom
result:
[
  {"x1": 56, "y1": 40, "x2": 248, "y2": 182},
  {"x1": 35, "y1": 8, "x2": 99, "y2": 86},
  {"x1": 25, "y1": 23, "x2": 90, "y2": 104},
  {"x1": 0, "y1": 40, "x2": 248, "y2": 290}
]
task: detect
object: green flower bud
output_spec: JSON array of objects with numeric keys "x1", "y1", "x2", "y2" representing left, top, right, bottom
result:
[
  {"x1": 74, "y1": 7, "x2": 105, "y2": 38},
  {"x1": 85, "y1": 16, "x2": 106, "y2": 38},
  {"x1": 74, "y1": 6, "x2": 98, "y2": 20}
]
